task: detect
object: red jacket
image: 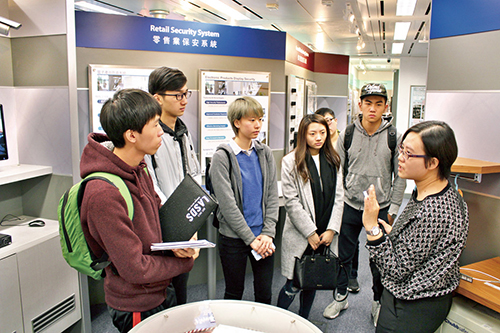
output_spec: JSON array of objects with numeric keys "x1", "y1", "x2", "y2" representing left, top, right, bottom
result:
[{"x1": 80, "y1": 133, "x2": 193, "y2": 312}]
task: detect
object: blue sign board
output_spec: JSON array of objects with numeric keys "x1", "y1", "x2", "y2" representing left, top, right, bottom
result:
[
  {"x1": 430, "y1": 0, "x2": 500, "y2": 39},
  {"x1": 76, "y1": 11, "x2": 286, "y2": 60}
]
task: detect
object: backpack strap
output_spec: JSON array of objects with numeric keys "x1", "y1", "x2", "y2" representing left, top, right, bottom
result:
[
  {"x1": 77, "y1": 172, "x2": 134, "y2": 273},
  {"x1": 342, "y1": 124, "x2": 355, "y2": 189},
  {"x1": 80, "y1": 172, "x2": 134, "y2": 221},
  {"x1": 387, "y1": 125, "x2": 397, "y2": 177}
]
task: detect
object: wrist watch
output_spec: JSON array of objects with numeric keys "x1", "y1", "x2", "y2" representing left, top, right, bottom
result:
[{"x1": 366, "y1": 225, "x2": 381, "y2": 236}]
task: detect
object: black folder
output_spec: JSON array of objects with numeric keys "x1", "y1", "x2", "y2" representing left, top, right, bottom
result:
[{"x1": 159, "y1": 174, "x2": 218, "y2": 242}]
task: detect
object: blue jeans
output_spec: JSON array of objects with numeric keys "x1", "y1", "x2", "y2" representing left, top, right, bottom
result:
[
  {"x1": 277, "y1": 279, "x2": 316, "y2": 319},
  {"x1": 338, "y1": 203, "x2": 389, "y2": 300},
  {"x1": 218, "y1": 234, "x2": 274, "y2": 304}
]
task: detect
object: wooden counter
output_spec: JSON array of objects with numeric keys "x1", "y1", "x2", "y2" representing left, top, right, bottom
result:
[
  {"x1": 457, "y1": 257, "x2": 500, "y2": 313},
  {"x1": 451, "y1": 157, "x2": 500, "y2": 174}
]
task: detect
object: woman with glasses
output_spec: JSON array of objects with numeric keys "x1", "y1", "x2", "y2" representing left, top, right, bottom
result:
[
  {"x1": 145, "y1": 67, "x2": 201, "y2": 307},
  {"x1": 362, "y1": 121, "x2": 469, "y2": 332},
  {"x1": 315, "y1": 108, "x2": 340, "y2": 147},
  {"x1": 277, "y1": 114, "x2": 343, "y2": 319}
]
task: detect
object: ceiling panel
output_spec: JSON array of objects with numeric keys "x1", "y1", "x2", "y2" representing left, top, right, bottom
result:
[{"x1": 75, "y1": 0, "x2": 432, "y2": 70}]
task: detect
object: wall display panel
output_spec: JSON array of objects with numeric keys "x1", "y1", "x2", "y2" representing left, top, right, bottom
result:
[
  {"x1": 426, "y1": 91, "x2": 500, "y2": 165},
  {"x1": 199, "y1": 70, "x2": 271, "y2": 172},
  {"x1": 88, "y1": 65, "x2": 156, "y2": 132},
  {"x1": 409, "y1": 85, "x2": 426, "y2": 127},
  {"x1": 285, "y1": 75, "x2": 305, "y2": 154}
]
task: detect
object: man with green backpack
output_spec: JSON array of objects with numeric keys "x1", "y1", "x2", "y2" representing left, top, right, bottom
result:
[{"x1": 67, "y1": 89, "x2": 194, "y2": 332}]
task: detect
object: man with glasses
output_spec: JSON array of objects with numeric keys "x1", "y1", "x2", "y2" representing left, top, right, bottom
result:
[
  {"x1": 145, "y1": 67, "x2": 201, "y2": 307},
  {"x1": 323, "y1": 83, "x2": 406, "y2": 326}
]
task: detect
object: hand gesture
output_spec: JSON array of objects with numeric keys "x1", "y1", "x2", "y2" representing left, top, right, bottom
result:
[{"x1": 362, "y1": 184, "x2": 380, "y2": 231}]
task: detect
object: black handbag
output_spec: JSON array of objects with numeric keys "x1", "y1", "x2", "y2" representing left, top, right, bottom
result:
[{"x1": 292, "y1": 246, "x2": 342, "y2": 290}]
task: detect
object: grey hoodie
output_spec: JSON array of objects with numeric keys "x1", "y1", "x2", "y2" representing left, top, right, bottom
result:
[{"x1": 335, "y1": 118, "x2": 406, "y2": 216}]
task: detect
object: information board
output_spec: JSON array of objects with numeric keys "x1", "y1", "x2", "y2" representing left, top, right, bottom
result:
[
  {"x1": 88, "y1": 65, "x2": 156, "y2": 132},
  {"x1": 199, "y1": 70, "x2": 271, "y2": 171}
]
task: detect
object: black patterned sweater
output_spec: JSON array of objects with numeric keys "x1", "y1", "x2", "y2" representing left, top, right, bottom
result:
[{"x1": 366, "y1": 183, "x2": 469, "y2": 300}]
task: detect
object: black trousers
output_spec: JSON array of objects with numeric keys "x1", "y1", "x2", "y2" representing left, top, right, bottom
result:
[
  {"x1": 107, "y1": 284, "x2": 177, "y2": 333},
  {"x1": 172, "y1": 272, "x2": 189, "y2": 305},
  {"x1": 376, "y1": 289, "x2": 453, "y2": 333},
  {"x1": 337, "y1": 203, "x2": 389, "y2": 299},
  {"x1": 218, "y1": 234, "x2": 274, "y2": 304}
]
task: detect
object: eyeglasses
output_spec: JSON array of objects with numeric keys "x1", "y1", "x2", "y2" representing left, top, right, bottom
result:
[
  {"x1": 397, "y1": 144, "x2": 427, "y2": 161},
  {"x1": 158, "y1": 90, "x2": 192, "y2": 101},
  {"x1": 324, "y1": 117, "x2": 334, "y2": 123}
]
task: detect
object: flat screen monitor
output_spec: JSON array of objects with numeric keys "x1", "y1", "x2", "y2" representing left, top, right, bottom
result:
[{"x1": 0, "y1": 105, "x2": 8, "y2": 161}]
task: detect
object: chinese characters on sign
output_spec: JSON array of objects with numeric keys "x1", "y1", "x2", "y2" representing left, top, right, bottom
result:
[{"x1": 151, "y1": 25, "x2": 220, "y2": 49}]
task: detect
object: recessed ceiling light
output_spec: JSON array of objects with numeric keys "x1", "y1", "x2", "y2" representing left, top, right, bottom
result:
[
  {"x1": 198, "y1": 0, "x2": 249, "y2": 21},
  {"x1": 394, "y1": 22, "x2": 411, "y2": 40},
  {"x1": 74, "y1": 1, "x2": 127, "y2": 15},
  {"x1": 392, "y1": 42, "x2": 404, "y2": 54},
  {"x1": 396, "y1": 0, "x2": 417, "y2": 16}
]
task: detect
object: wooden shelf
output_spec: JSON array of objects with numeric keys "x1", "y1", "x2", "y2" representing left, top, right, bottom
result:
[
  {"x1": 0, "y1": 164, "x2": 53, "y2": 186},
  {"x1": 451, "y1": 157, "x2": 500, "y2": 174},
  {"x1": 457, "y1": 257, "x2": 500, "y2": 313}
]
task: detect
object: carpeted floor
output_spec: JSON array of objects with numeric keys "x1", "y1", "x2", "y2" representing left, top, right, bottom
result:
[{"x1": 91, "y1": 232, "x2": 377, "y2": 333}]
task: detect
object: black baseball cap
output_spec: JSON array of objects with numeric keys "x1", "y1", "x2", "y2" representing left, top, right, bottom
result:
[{"x1": 360, "y1": 83, "x2": 388, "y2": 99}]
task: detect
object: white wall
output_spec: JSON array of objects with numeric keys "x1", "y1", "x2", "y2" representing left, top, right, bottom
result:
[
  {"x1": 395, "y1": 57, "x2": 428, "y2": 132},
  {"x1": 9, "y1": 0, "x2": 67, "y2": 37}
]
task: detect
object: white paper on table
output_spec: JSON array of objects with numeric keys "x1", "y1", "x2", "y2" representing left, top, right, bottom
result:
[{"x1": 151, "y1": 239, "x2": 216, "y2": 251}]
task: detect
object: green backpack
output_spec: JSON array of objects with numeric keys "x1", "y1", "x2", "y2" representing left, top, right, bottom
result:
[{"x1": 58, "y1": 172, "x2": 133, "y2": 280}]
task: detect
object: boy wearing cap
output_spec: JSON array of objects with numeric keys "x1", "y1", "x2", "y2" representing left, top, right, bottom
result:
[{"x1": 323, "y1": 83, "x2": 406, "y2": 325}]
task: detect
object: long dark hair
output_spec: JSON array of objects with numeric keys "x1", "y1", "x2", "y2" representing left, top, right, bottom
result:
[{"x1": 293, "y1": 114, "x2": 340, "y2": 182}]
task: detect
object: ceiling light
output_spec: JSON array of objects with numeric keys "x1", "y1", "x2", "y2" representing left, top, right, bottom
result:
[
  {"x1": 0, "y1": 22, "x2": 9, "y2": 36},
  {"x1": 396, "y1": 0, "x2": 417, "y2": 16},
  {"x1": 266, "y1": 3, "x2": 279, "y2": 10},
  {"x1": 356, "y1": 37, "x2": 365, "y2": 51},
  {"x1": 199, "y1": 0, "x2": 249, "y2": 21},
  {"x1": 392, "y1": 42, "x2": 404, "y2": 54},
  {"x1": 349, "y1": 14, "x2": 355, "y2": 23},
  {"x1": 150, "y1": 9, "x2": 169, "y2": 19},
  {"x1": 75, "y1": 1, "x2": 127, "y2": 15},
  {"x1": 0, "y1": 15, "x2": 21, "y2": 31},
  {"x1": 394, "y1": 22, "x2": 411, "y2": 40}
]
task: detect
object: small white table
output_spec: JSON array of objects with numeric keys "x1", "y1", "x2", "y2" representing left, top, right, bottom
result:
[{"x1": 130, "y1": 299, "x2": 322, "y2": 333}]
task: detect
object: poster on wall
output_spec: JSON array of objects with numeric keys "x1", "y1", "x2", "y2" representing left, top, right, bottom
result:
[
  {"x1": 305, "y1": 80, "x2": 317, "y2": 115},
  {"x1": 88, "y1": 65, "x2": 156, "y2": 132},
  {"x1": 199, "y1": 70, "x2": 270, "y2": 172},
  {"x1": 409, "y1": 85, "x2": 426, "y2": 127}
]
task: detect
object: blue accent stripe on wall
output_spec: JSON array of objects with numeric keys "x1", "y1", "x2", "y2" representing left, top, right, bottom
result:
[
  {"x1": 76, "y1": 11, "x2": 286, "y2": 60},
  {"x1": 430, "y1": 0, "x2": 500, "y2": 39}
]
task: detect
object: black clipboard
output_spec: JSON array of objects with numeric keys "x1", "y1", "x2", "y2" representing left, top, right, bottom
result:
[{"x1": 159, "y1": 174, "x2": 218, "y2": 242}]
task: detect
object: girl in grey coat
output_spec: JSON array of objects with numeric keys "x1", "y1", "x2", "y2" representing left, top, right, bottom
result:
[{"x1": 277, "y1": 114, "x2": 344, "y2": 319}]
